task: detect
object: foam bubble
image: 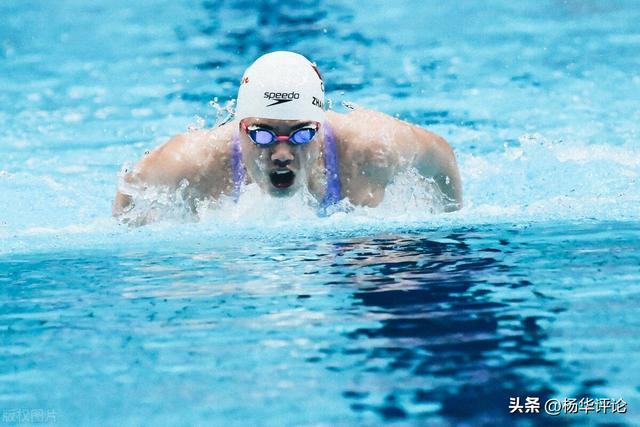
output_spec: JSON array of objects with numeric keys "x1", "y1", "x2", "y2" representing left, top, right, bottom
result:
[{"x1": 458, "y1": 134, "x2": 640, "y2": 223}]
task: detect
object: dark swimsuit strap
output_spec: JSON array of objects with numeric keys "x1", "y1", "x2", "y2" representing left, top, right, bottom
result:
[{"x1": 231, "y1": 121, "x2": 341, "y2": 207}]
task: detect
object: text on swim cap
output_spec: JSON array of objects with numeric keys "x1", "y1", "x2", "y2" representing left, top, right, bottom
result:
[
  {"x1": 264, "y1": 91, "x2": 301, "y2": 107},
  {"x1": 264, "y1": 91, "x2": 300, "y2": 100}
]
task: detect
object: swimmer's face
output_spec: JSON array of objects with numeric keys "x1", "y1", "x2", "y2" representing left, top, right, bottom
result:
[{"x1": 239, "y1": 118, "x2": 321, "y2": 197}]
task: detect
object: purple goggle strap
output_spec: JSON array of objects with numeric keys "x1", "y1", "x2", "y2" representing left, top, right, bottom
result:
[{"x1": 230, "y1": 122, "x2": 341, "y2": 207}]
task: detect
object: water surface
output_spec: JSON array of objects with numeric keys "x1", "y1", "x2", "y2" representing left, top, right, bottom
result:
[{"x1": 1, "y1": 0, "x2": 639, "y2": 425}]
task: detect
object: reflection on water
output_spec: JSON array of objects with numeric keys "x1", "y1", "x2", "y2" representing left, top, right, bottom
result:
[{"x1": 325, "y1": 232, "x2": 567, "y2": 424}]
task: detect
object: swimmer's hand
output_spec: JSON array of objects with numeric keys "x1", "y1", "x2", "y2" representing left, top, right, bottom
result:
[{"x1": 412, "y1": 131, "x2": 463, "y2": 212}]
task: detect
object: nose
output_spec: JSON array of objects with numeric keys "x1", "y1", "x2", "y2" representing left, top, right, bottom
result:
[{"x1": 271, "y1": 143, "x2": 294, "y2": 167}]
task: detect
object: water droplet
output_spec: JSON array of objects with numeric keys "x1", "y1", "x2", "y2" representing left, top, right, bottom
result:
[
  {"x1": 209, "y1": 98, "x2": 236, "y2": 126},
  {"x1": 187, "y1": 115, "x2": 206, "y2": 132}
]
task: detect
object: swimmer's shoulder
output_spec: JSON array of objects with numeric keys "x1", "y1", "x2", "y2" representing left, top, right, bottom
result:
[
  {"x1": 161, "y1": 121, "x2": 235, "y2": 161},
  {"x1": 326, "y1": 109, "x2": 401, "y2": 161},
  {"x1": 327, "y1": 107, "x2": 448, "y2": 159},
  {"x1": 327, "y1": 108, "x2": 406, "y2": 146},
  {"x1": 136, "y1": 121, "x2": 236, "y2": 186},
  {"x1": 326, "y1": 110, "x2": 369, "y2": 151},
  {"x1": 328, "y1": 107, "x2": 440, "y2": 138}
]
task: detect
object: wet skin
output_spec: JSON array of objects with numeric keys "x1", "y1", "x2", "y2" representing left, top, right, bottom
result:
[
  {"x1": 238, "y1": 118, "x2": 321, "y2": 198},
  {"x1": 113, "y1": 109, "x2": 463, "y2": 222}
]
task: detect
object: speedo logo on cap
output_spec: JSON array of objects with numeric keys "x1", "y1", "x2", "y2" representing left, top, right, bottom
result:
[{"x1": 264, "y1": 91, "x2": 300, "y2": 107}]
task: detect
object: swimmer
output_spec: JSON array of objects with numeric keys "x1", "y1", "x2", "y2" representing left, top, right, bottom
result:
[{"x1": 113, "y1": 51, "x2": 462, "y2": 221}]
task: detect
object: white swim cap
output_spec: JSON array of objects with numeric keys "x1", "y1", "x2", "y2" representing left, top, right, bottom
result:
[{"x1": 235, "y1": 51, "x2": 326, "y2": 123}]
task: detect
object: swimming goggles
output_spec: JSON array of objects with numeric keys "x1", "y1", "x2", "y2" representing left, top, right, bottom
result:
[{"x1": 240, "y1": 122, "x2": 320, "y2": 146}]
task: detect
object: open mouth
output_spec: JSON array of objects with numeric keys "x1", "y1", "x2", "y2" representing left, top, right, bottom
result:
[{"x1": 269, "y1": 169, "x2": 295, "y2": 189}]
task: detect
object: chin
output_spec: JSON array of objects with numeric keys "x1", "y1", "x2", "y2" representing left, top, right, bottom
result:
[{"x1": 267, "y1": 184, "x2": 299, "y2": 198}]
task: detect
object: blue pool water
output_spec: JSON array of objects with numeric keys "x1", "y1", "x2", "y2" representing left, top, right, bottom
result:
[{"x1": 1, "y1": 0, "x2": 640, "y2": 425}]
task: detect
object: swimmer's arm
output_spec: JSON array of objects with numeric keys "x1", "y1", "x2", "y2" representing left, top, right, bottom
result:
[
  {"x1": 112, "y1": 128, "x2": 228, "y2": 218},
  {"x1": 410, "y1": 128, "x2": 463, "y2": 211},
  {"x1": 112, "y1": 133, "x2": 195, "y2": 217},
  {"x1": 343, "y1": 109, "x2": 462, "y2": 211}
]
